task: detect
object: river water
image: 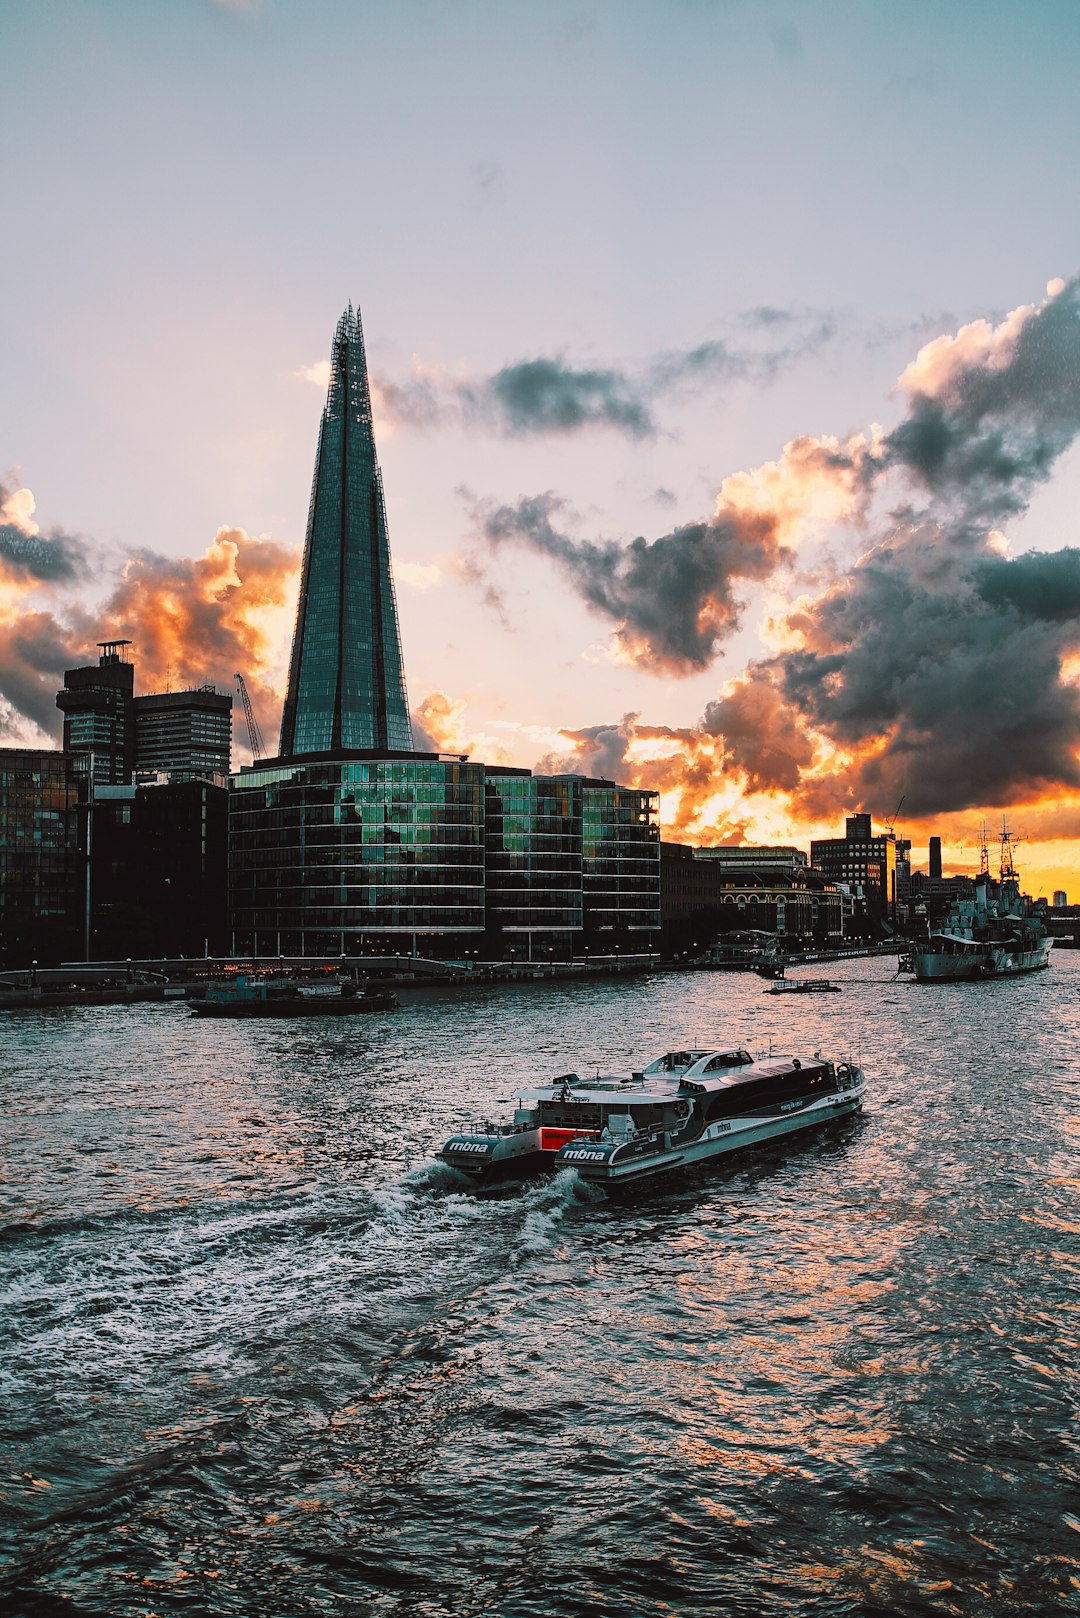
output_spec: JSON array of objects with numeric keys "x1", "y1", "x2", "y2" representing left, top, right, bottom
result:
[{"x1": 1, "y1": 954, "x2": 1078, "y2": 1617}]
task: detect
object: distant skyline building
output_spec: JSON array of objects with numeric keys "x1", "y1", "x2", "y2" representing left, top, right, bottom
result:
[
  {"x1": 811, "y1": 814, "x2": 898, "y2": 924},
  {"x1": 58, "y1": 646, "x2": 232, "y2": 785},
  {"x1": 278, "y1": 304, "x2": 413, "y2": 758},
  {"x1": 56, "y1": 641, "x2": 135, "y2": 787},
  {"x1": 659, "y1": 841, "x2": 842, "y2": 948},
  {"x1": 134, "y1": 688, "x2": 232, "y2": 781}
]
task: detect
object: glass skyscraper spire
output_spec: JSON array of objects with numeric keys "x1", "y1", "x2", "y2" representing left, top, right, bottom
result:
[{"x1": 278, "y1": 304, "x2": 413, "y2": 757}]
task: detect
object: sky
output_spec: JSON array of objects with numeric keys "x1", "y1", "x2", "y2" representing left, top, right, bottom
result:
[{"x1": 4, "y1": 0, "x2": 1080, "y2": 898}]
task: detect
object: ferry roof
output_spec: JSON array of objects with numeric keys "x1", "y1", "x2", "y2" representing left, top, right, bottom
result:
[
  {"x1": 519, "y1": 1050, "x2": 824, "y2": 1103},
  {"x1": 681, "y1": 1057, "x2": 824, "y2": 1093}
]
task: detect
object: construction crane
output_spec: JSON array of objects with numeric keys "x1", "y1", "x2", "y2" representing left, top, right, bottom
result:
[
  {"x1": 234, "y1": 673, "x2": 266, "y2": 762},
  {"x1": 885, "y1": 794, "x2": 905, "y2": 833}
]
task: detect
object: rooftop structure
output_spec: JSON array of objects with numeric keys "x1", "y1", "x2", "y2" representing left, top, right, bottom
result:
[{"x1": 694, "y1": 845, "x2": 809, "y2": 873}]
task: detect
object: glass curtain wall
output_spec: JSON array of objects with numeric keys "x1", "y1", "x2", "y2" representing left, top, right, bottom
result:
[
  {"x1": 279, "y1": 308, "x2": 412, "y2": 757},
  {"x1": 484, "y1": 773, "x2": 583, "y2": 942},
  {"x1": 582, "y1": 785, "x2": 661, "y2": 935},
  {"x1": 0, "y1": 749, "x2": 79, "y2": 965},
  {"x1": 229, "y1": 757, "x2": 485, "y2": 955}
]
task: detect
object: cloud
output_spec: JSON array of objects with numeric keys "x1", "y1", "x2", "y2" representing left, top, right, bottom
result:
[
  {"x1": 884, "y1": 275, "x2": 1080, "y2": 521},
  {"x1": 726, "y1": 276, "x2": 1080, "y2": 818},
  {"x1": 410, "y1": 690, "x2": 469, "y2": 754},
  {"x1": 394, "y1": 560, "x2": 442, "y2": 592},
  {"x1": 748, "y1": 533, "x2": 1080, "y2": 818},
  {"x1": 702, "y1": 679, "x2": 816, "y2": 794},
  {"x1": 505, "y1": 275, "x2": 1080, "y2": 830},
  {"x1": 472, "y1": 491, "x2": 780, "y2": 672},
  {"x1": 0, "y1": 482, "x2": 90, "y2": 585},
  {"x1": 297, "y1": 360, "x2": 333, "y2": 390},
  {"x1": 0, "y1": 515, "x2": 299, "y2": 749},
  {"x1": 370, "y1": 315, "x2": 833, "y2": 441},
  {"x1": 471, "y1": 431, "x2": 873, "y2": 673},
  {"x1": 533, "y1": 713, "x2": 751, "y2": 843},
  {"x1": 94, "y1": 527, "x2": 299, "y2": 738},
  {"x1": 410, "y1": 689, "x2": 515, "y2": 765},
  {"x1": 482, "y1": 359, "x2": 653, "y2": 437},
  {"x1": 535, "y1": 714, "x2": 638, "y2": 780},
  {"x1": 0, "y1": 611, "x2": 84, "y2": 738},
  {"x1": 375, "y1": 359, "x2": 655, "y2": 437}
]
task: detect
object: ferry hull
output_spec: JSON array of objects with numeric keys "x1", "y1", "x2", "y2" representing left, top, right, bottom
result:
[{"x1": 558, "y1": 1088, "x2": 864, "y2": 1185}]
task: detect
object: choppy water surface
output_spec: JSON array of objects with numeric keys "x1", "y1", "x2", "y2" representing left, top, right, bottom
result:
[{"x1": 1, "y1": 956, "x2": 1078, "y2": 1617}]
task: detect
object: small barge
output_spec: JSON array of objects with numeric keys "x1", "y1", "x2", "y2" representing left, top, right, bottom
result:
[
  {"x1": 440, "y1": 1046, "x2": 865, "y2": 1186},
  {"x1": 189, "y1": 976, "x2": 399, "y2": 1018},
  {"x1": 764, "y1": 978, "x2": 841, "y2": 995}
]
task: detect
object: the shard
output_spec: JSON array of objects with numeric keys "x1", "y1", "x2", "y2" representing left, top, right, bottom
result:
[{"x1": 278, "y1": 304, "x2": 413, "y2": 757}]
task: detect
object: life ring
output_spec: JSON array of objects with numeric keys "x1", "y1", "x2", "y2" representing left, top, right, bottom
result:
[{"x1": 675, "y1": 1099, "x2": 690, "y2": 1121}]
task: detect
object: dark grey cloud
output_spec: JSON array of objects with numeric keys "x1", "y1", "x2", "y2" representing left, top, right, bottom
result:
[
  {"x1": 482, "y1": 360, "x2": 653, "y2": 437},
  {"x1": 536, "y1": 715, "x2": 637, "y2": 780},
  {"x1": 375, "y1": 315, "x2": 832, "y2": 439},
  {"x1": 882, "y1": 278, "x2": 1080, "y2": 523},
  {"x1": 474, "y1": 490, "x2": 787, "y2": 672},
  {"x1": 0, "y1": 484, "x2": 89, "y2": 583},
  {"x1": 0, "y1": 611, "x2": 83, "y2": 737},
  {"x1": 486, "y1": 277, "x2": 1080, "y2": 821},
  {"x1": 740, "y1": 305, "x2": 798, "y2": 328},
  {"x1": 746, "y1": 534, "x2": 1080, "y2": 816},
  {"x1": 713, "y1": 284, "x2": 1080, "y2": 813},
  {"x1": 739, "y1": 276, "x2": 1080, "y2": 815},
  {"x1": 972, "y1": 547, "x2": 1080, "y2": 622}
]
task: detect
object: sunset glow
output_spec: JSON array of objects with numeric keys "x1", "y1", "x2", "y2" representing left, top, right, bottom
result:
[{"x1": 3, "y1": 3, "x2": 1079, "y2": 900}]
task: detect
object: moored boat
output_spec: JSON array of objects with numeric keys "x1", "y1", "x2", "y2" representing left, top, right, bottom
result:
[
  {"x1": 439, "y1": 1046, "x2": 865, "y2": 1186},
  {"x1": 765, "y1": 978, "x2": 841, "y2": 995},
  {"x1": 189, "y1": 976, "x2": 399, "y2": 1018}
]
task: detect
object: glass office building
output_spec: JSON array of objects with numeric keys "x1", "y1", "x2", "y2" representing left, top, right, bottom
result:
[
  {"x1": 230, "y1": 759, "x2": 660, "y2": 957},
  {"x1": 278, "y1": 305, "x2": 413, "y2": 757},
  {"x1": 133, "y1": 687, "x2": 232, "y2": 780},
  {"x1": 233, "y1": 304, "x2": 659, "y2": 959},
  {"x1": 56, "y1": 641, "x2": 135, "y2": 787},
  {"x1": 0, "y1": 748, "x2": 80, "y2": 966},
  {"x1": 582, "y1": 784, "x2": 662, "y2": 935},
  {"x1": 485, "y1": 771, "x2": 584, "y2": 936},
  {"x1": 229, "y1": 755, "x2": 486, "y2": 955}
]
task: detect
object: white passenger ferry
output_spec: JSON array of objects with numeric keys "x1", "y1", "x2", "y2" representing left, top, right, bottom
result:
[{"x1": 439, "y1": 1047, "x2": 865, "y2": 1187}]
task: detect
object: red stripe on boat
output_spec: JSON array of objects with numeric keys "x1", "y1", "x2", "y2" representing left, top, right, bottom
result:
[{"x1": 540, "y1": 1128, "x2": 599, "y2": 1152}]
